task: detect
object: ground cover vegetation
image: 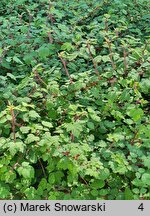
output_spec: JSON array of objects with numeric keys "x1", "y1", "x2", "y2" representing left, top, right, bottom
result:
[{"x1": 0, "y1": 0, "x2": 150, "y2": 200}]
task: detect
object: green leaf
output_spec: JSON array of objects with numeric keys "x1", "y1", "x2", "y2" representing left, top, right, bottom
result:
[
  {"x1": 57, "y1": 158, "x2": 73, "y2": 171},
  {"x1": 17, "y1": 162, "x2": 35, "y2": 179},
  {"x1": 143, "y1": 156, "x2": 150, "y2": 169},
  {"x1": 102, "y1": 55, "x2": 110, "y2": 63},
  {"x1": 13, "y1": 56, "x2": 23, "y2": 64},
  {"x1": 128, "y1": 108, "x2": 144, "y2": 121},
  {"x1": 89, "y1": 45, "x2": 96, "y2": 56},
  {"x1": 38, "y1": 46, "x2": 49, "y2": 58},
  {"x1": 65, "y1": 122, "x2": 83, "y2": 137},
  {"x1": 91, "y1": 189, "x2": 98, "y2": 197},
  {"x1": 29, "y1": 110, "x2": 40, "y2": 119},
  {"x1": 124, "y1": 188, "x2": 134, "y2": 200},
  {"x1": 91, "y1": 179, "x2": 105, "y2": 189},
  {"x1": 66, "y1": 52, "x2": 78, "y2": 61},
  {"x1": 41, "y1": 121, "x2": 53, "y2": 128},
  {"x1": 8, "y1": 141, "x2": 25, "y2": 155},
  {"x1": 26, "y1": 134, "x2": 40, "y2": 144},
  {"x1": 48, "y1": 173, "x2": 55, "y2": 184},
  {"x1": 87, "y1": 122, "x2": 95, "y2": 129},
  {"x1": 20, "y1": 126, "x2": 30, "y2": 134},
  {"x1": 7, "y1": 73, "x2": 16, "y2": 80},
  {"x1": 24, "y1": 187, "x2": 37, "y2": 199},
  {"x1": 17, "y1": 76, "x2": 30, "y2": 90},
  {"x1": 99, "y1": 168, "x2": 110, "y2": 180},
  {"x1": 90, "y1": 113, "x2": 100, "y2": 122},
  {"x1": 61, "y1": 42, "x2": 74, "y2": 51},
  {"x1": 0, "y1": 183, "x2": 10, "y2": 199},
  {"x1": 55, "y1": 171, "x2": 64, "y2": 183},
  {"x1": 38, "y1": 178, "x2": 48, "y2": 191},
  {"x1": 141, "y1": 173, "x2": 150, "y2": 186},
  {"x1": 94, "y1": 55, "x2": 102, "y2": 63}
]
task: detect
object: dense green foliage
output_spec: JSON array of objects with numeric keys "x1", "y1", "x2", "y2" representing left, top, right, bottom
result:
[{"x1": 0, "y1": 0, "x2": 150, "y2": 200}]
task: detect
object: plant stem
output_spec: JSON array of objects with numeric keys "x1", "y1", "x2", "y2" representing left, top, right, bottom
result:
[
  {"x1": 48, "y1": 31, "x2": 53, "y2": 44},
  {"x1": 34, "y1": 70, "x2": 47, "y2": 87},
  {"x1": 58, "y1": 54, "x2": 72, "y2": 83},
  {"x1": 123, "y1": 47, "x2": 128, "y2": 76},
  {"x1": 87, "y1": 43, "x2": 99, "y2": 75},
  {"x1": 105, "y1": 18, "x2": 108, "y2": 32},
  {"x1": 48, "y1": 2, "x2": 55, "y2": 25},
  {"x1": 106, "y1": 38, "x2": 116, "y2": 70},
  {"x1": 39, "y1": 159, "x2": 47, "y2": 179},
  {"x1": 27, "y1": 10, "x2": 32, "y2": 38},
  {"x1": 9, "y1": 106, "x2": 16, "y2": 142}
]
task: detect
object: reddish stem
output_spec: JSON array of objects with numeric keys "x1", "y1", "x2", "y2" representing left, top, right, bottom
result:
[{"x1": 59, "y1": 55, "x2": 72, "y2": 83}]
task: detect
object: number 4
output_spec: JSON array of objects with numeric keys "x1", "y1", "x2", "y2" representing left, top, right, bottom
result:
[{"x1": 138, "y1": 203, "x2": 144, "y2": 211}]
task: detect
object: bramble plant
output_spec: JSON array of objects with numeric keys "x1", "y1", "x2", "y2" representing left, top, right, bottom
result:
[{"x1": 0, "y1": 0, "x2": 150, "y2": 200}]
